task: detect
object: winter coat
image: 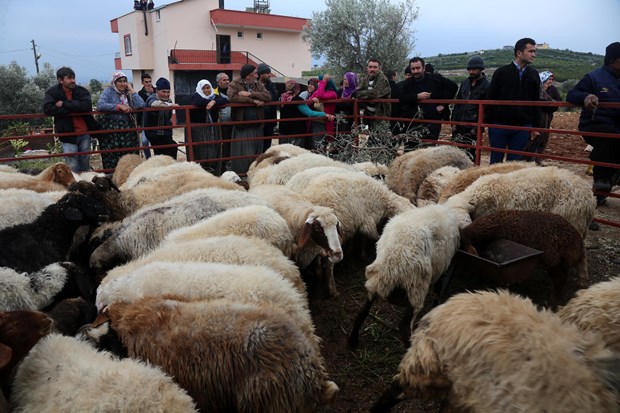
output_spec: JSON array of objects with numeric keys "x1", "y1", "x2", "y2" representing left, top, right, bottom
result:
[
  {"x1": 451, "y1": 74, "x2": 490, "y2": 123},
  {"x1": 399, "y1": 73, "x2": 458, "y2": 120},
  {"x1": 566, "y1": 66, "x2": 620, "y2": 131},
  {"x1": 42, "y1": 84, "x2": 98, "y2": 144},
  {"x1": 227, "y1": 78, "x2": 271, "y2": 127},
  {"x1": 357, "y1": 71, "x2": 392, "y2": 119}
]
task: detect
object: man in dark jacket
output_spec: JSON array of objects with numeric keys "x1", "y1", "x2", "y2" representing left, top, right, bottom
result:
[
  {"x1": 486, "y1": 38, "x2": 541, "y2": 164},
  {"x1": 451, "y1": 55, "x2": 491, "y2": 160},
  {"x1": 357, "y1": 59, "x2": 391, "y2": 129},
  {"x1": 42, "y1": 67, "x2": 97, "y2": 172},
  {"x1": 567, "y1": 41, "x2": 620, "y2": 203},
  {"x1": 143, "y1": 77, "x2": 179, "y2": 159},
  {"x1": 257, "y1": 63, "x2": 279, "y2": 151},
  {"x1": 399, "y1": 56, "x2": 458, "y2": 140},
  {"x1": 137, "y1": 72, "x2": 154, "y2": 158}
]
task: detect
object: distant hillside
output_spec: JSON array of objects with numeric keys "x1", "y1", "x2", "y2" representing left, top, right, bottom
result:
[{"x1": 425, "y1": 48, "x2": 603, "y2": 82}]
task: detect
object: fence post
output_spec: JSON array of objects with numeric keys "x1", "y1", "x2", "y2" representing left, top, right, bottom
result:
[
  {"x1": 475, "y1": 101, "x2": 485, "y2": 166},
  {"x1": 185, "y1": 106, "x2": 194, "y2": 162}
]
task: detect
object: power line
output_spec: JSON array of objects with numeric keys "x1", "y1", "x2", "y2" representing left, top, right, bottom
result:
[
  {"x1": 37, "y1": 44, "x2": 116, "y2": 58},
  {"x1": 0, "y1": 48, "x2": 30, "y2": 54}
]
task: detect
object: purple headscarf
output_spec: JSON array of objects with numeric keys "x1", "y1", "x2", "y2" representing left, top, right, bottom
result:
[{"x1": 342, "y1": 72, "x2": 358, "y2": 98}]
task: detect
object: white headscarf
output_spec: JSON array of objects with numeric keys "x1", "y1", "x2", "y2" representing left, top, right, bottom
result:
[{"x1": 196, "y1": 79, "x2": 215, "y2": 99}]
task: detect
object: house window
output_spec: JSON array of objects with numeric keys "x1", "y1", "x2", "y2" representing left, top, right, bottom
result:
[
  {"x1": 257, "y1": 32, "x2": 263, "y2": 39},
  {"x1": 156, "y1": 10, "x2": 161, "y2": 21},
  {"x1": 124, "y1": 35, "x2": 132, "y2": 56},
  {"x1": 237, "y1": 31, "x2": 243, "y2": 39}
]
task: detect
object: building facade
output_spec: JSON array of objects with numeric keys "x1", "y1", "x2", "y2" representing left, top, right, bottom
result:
[{"x1": 111, "y1": 0, "x2": 311, "y2": 108}]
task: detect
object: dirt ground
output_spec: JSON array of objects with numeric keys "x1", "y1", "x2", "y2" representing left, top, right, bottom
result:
[{"x1": 309, "y1": 111, "x2": 620, "y2": 412}]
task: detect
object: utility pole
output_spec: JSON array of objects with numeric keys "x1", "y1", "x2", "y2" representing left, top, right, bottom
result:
[{"x1": 31, "y1": 39, "x2": 40, "y2": 74}]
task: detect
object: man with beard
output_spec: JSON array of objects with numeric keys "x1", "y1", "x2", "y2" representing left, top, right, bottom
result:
[
  {"x1": 399, "y1": 56, "x2": 458, "y2": 141},
  {"x1": 486, "y1": 37, "x2": 541, "y2": 164},
  {"x1": 451, "y1": 56, "x2": 490, "y2": 160},
  {"x1": 357, "y1": 59, "x2": 391, "y2": 129}
]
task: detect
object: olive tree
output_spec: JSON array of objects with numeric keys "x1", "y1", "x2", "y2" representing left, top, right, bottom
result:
[{"x1": 302, "y1": 0, "x2": 418, "y2": 76}]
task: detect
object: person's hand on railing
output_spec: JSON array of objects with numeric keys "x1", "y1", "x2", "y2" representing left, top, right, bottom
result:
[
  {"x1": 584, "y1": 94, "x2": 599, "y2": 111},
  {"x1": 117, "y1": 104, "x2": 132, "y2": 113},
  {"x1": 325, "y1": 114, "x2": 335, "y2": 122},
  {"x1": 253, "y1": 99, "x2": 264, "y2": 106},
  {"x1": 238, "y1": 91, "x2": 252, "y2": 97},
  {"x1": 206, "y1": 100, "x2": 216, "y2": 110}
]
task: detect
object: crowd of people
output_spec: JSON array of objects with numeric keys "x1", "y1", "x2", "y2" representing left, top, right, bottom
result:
[{"x1": 42, "y1": 38, "x2": 619, "y2": 200}]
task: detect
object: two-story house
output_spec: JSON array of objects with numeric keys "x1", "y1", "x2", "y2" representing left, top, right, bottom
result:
[{"x1": 111, "y1": 0, "x2": 311, "y2": 111}]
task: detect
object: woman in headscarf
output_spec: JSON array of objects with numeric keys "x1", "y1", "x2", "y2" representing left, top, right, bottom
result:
[
  {"x1": 309, "y1": 74, "x2": 339, "y2": 142},
  {"x1": 96, "y1": 71, "x2": 145, "y2": 170},
  {"x1": 187, "y1": 79, "x2": 228, "y2": 172},
  {"x1": 524, "y1": 71, "x2": 558, "y2": 164},
  {"x1": 335, "y1": 71, "x2": 359, "y2": 133},
  {"x1": 279, "y1": 79, "x2": 334, "y2": 149}
]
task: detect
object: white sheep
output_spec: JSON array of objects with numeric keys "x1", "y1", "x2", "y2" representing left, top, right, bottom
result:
[
  {"x1": 351, "y1": 161, "x2": 389, "y2": 181},
  {"x1": 0, "y1": 189, "x2": 64, "y2": 230},
  {"x1": 165, "y1": 205, "x2": 296, "y2": 258},
  {"x1": 373, "y1": 290, "x2": 620, "y2": 413},
  {"x1": 89, "y1": 188, "x2": 267, "y2": 272},
  {"x1": 437, "y1": 161, "x2": 531, "y2": 203},
  {"x1": 415, "y1": 165, "x2": 461, "y2": 206},
  {"x1": 11, "y1": 334, "x2": 198, "y2": 413},
  {"x1": 100, "y1": 235, "x2": 304, "y2": 294},
  {"x1": 96, "y1": 261, "x2": 318, "y2": 350},
  {"x1": 444, "y1": 165, "x2": 597, "y2": 238},
  {"x1": 246, "y1": 143, "x2": 311, "y2": 177},
  {"x1": 0, "y1": 264, "x2": 68, "y2": 312},
  {"x1": 249, "y1": 152, "x2": 352, "y2": 186},
  {"x1": 287, "y1": 170, "x2": 413, "y2": 243},
  {"x1": 386, "y1": 145, "x2": 473, "y2": 204},
  {"x1": 85, "y1": 297, "x2": 338, "y2": 413},
  {"x1": 119, "y1": 155, "x2": 176, "y2": 189},
  {"x1": 349, "y1": 204, "x2": 465, "y2": 347},
  {"x1": 249, "y1": 184, "x2": 344, "y2": 297},
  {"x1": 558, "y1": 277, "x2": 620, "y2": 352},
  {"x1": 284, "y1": 166, "x2": 362, "y2": 194}
]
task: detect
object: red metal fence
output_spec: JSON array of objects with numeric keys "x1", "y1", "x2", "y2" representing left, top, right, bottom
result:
[{"x1": 1, "y1": 98, "x2": 618, "y2": 227}]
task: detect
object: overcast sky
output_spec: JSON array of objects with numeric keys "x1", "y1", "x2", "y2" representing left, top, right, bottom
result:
[{"x1": 0, "y1": 0, "x2": 617, "y2": 82}]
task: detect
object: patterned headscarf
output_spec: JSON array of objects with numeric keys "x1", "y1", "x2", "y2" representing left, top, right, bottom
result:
[
  {"x1": 281, "y1": 80, "x2": 300, "y2": 102},
  {"x1": 539, "y1": 71, "x2": 553, "y2": 84},
  {"x1": 111, "y1": 71, "x2": 128, "y2": 104},
  {"x1": 341, "y1": 72, "x2": 358, "y2": 98},
  {"x1": 196, "y1": 79, "x2": 215, "y2": 99}
]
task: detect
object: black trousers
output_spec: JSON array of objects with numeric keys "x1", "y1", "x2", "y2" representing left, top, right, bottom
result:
[
  {"x1": 146, "y1": 133, "x2": 177, "y2": 160},
  {"x1": 581, "y1": 123, "x2": 620, "y2": 183}
]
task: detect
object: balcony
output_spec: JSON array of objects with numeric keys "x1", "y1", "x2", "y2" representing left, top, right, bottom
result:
[{"x1": 167, "y1": 49, "x2": 259, "y2": 72}]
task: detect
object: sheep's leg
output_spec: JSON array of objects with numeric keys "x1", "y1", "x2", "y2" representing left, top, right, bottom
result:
[
  {"x1": 348, "y1": 294, "x2": 377, "y2": 349},
  {"x1": 370, "y1": 380, "x2": 406, "y2": 413},
  {"x1": 321, "y1": 256, "x2": 338, "y2": 298},
  {"x1": 400, "y1": 303, "x2": 415, "y2": 348},
  {"x1": 575, "y1": 256, "x2": 589, "y2": 288}
]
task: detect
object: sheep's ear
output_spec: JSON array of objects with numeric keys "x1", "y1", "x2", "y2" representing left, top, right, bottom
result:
[
  {"x1": 62, "y1": 207, "x2": 84, "y2": 221},
  {"x1": 336, "y1": 222, "x2": 344, "y2": 241},
  {"x1": 91, "y1": 310, "x2": 111, "y2": 328},
  {"x1": 0, "y1": 343, "x2": 12, "y2": 370},
  {"x1": 298, "y1": 221, "x2": 313, "y2": 248}
]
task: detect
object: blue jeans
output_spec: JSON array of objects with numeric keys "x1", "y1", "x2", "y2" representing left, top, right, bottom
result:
[
  {"x1": 141, "y1": 131, "x2": 152, "y2": 159},
  {"x1": 488, "y1": 124, "x2": 531, "y2": 164},
  {"x1": 62, "y1": 134, "x2": 91, "y2": 172}
]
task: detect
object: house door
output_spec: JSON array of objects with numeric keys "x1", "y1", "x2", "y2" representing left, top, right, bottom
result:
[{"x1": 216, "y1": 35, "x2": 231, "y2": 64}]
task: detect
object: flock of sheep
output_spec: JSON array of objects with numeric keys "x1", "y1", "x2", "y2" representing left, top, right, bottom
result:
[{"x1": 0, "y1": 142, "x2": 618, "y2": 413}]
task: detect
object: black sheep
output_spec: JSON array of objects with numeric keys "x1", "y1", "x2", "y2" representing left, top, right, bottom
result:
[{"x1": 0, "y1": 191, "x2": 111, "y2": 273}]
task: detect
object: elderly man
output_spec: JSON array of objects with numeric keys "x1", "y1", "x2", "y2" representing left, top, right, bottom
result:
[
  {"x1": 357, "y1": 59, "x2": 391, "y2": 129},
  {"x1": 214, "y1": 72, "x2": 232, "y2": 174},
  {"x1": 43, "y1": 67, "x2": 97, "y2": 172},
  {"x1": 143, "y1": 77, "x2": 179, "y2": 159},
  {"x1": 228, "y1": 64, "x2": 271, "y2": 174},
  {"x1": 567, "y1": 41, "x2": 620, "y2": 205}
]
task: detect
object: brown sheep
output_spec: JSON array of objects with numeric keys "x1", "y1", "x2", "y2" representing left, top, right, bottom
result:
[
  {"x1": 87, "y1": 296, "x2": 338, "y2": 413},
  {"x1": 460, "y1": 210, "x2": 588, "y2": 307},
  {"x1": 0, "y1": 163, "x2": 75, "y2": 192},
  {"x1": 0, "y1": 311, "x2": 53, "y2": 401},
  {"x1": 111, "y1": 154, "x2": 144, "y2": 188}
]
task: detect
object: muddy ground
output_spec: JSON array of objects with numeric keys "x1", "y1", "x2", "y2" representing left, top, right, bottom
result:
[{"x1": 310, "y1": 111, "x2": 620, "y2": 412}]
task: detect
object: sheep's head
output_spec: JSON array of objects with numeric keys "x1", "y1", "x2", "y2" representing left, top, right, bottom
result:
[
  {"x1": 48, "y1": 163, "x2": 75, "y2": 188},
  {"x1": 0, "y1": 311, "x2": 53, "y2": 377},
  {"x1": 299, "y1": 208, "x2": 343, "y2": 263},
  {"x1": 57, "y1": 192, "x2": 111, "y2": 225}
]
